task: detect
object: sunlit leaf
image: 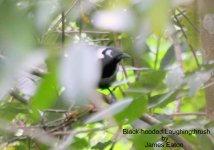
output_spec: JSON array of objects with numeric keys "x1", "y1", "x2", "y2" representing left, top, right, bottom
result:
[
  {"x1": 148, "y1": 90, "x2": 179, "y2": 108},
  {"x1": 115, "y1": 94, "x2": 147, "y2": 125},
  {"x1": 160, "y1": 46, "x2": 175, "y2": 69},
  {"x1": 71, "y1": 137, "x2": 89, "y2": 149},
  {"x1": 139, "y1": 69, "x2": 166, "y2": 89}
]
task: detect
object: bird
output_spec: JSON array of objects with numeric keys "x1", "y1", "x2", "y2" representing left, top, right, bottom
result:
[
  {"x1": 96, "y1": 46, "x2": 130, "y2": 89},
  {"x1": 13, "y1": 45, "x2": 130, "y2": 104}
]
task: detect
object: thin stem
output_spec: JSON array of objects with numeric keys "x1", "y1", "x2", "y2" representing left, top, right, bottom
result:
[
  {"x1": 154, "y1": 37, "x2": 161, "y2": 69},
  {"x1": 174, "y1": 11, "x2": 200, "y2": 68},
  {"x1": 56, "y1": 30, "x2": 109, "y2": 34},
  {"x1": 170, "y1": 112, "x2": 206, "y2": 116},
  {"x1": 61, "y1": 11, "x2": 65, "y2": 46},
  {"x1": 177, "y1": 8, "x2": 199, "y2": 32},
  {"x1": 49, "y1": 0, "x2": 79, "y2": 31}
]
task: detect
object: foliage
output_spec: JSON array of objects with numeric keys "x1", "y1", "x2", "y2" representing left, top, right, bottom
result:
[{"x1": 0, "y1": 0, "x2": 213, "y2": 150}]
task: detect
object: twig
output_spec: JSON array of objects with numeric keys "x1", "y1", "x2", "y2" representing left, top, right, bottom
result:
[
  {"x1": 57, "y1": 30, "x2": 109, "y2": 34},
  {"x1": 78, "y1": 0, "x2": 82, "y2": 39},
  {"x1": 170, "y1": 27, "x2": 183, "y2": 113},
  {"x1": 120, "y1": 63, "x2": 131, "y2": 87},
  {"x1": 170, "y1": 112, "x2": 206, "y2": 116},
  {"x1": 154, "y1": 36, "x2": 161, "y2": 69},
  {"x1": 10, "y1": 91, "x2": 28, "y2": 104},
  {"x1": 31, "y1": 69, "x2": 46, "y2": 78},
  {"x1": 124, "y1": 67, "x2": 149, "y2": 71},
  {"x1": 44, "y1": 109, "x2": 68, "y2": 113},
  {"x1": 89, "y1": 38, "x2": 110, "y2": 42},
  {"x1": 177, "y1": 8, "x2": 199, "y2": 32},
  {"x1": 61, "y1": 10, "x2": 65, "y2": 46},
  {"x1": 174, "y1": 11, "x2": 200, "y2": 68}
]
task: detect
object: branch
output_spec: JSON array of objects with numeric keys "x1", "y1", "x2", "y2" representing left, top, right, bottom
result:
[{"x1": 170, "y1": 112, "x2": 206, "y2": 116}]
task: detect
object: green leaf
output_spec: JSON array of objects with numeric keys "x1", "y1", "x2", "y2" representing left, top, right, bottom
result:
[
  {"x1": 92, "y1": 141, "x2": 112, "y2": 149},
  {"x1": 160, "y1": 46, "x2": 175, "y2": 69},
  {"x1": 180, "y1": 2, "x2": 200, "y2": 49},
  {"x1": 165, "y1": 68, "x2": 184, "y2": 91},
  {"x1": 115, "y1": 95, "x2": 147, "y2": 125},
  {"x1": 185, "y1": 71, "x2": 210, "y2": 96},
  {"x1": 0, "y1": 101, "x2": 29, "y2": 121},
  {"x1": 132, "y1": 124, "x2": 163, "y2": 150},
  {"x1": 71, "y1": 137, "x2": 89, "y2": 149},
  {"x1": 0, "y1": 0, "x2": 35, "y2": 50},
  {"x1": 30, "y1": 57, "x2": 59, "y2": 120},
  {"x1": 139, "y1": 69, "x2": 166, "y2": 89},
  {"x1": 149, "y1": 91, "x2": 178, "y2": 108},
  {"x1": 197, "y1": 133, "x2": 214, "y2": 150},
  {"x1": 148, "y1": 0, "x2": 171, "y2": 35}
]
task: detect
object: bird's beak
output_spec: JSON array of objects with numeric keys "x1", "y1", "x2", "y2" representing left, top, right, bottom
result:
[{"x1": 121, "y1": 53, "x2": 131, "y2": 59}]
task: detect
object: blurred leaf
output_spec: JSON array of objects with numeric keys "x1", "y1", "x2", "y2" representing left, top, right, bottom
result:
[
  {"x1": 181, "y1": 2, "x2": 200, "y2": 49},
  {"x1": 92, "y1": 9, "x2": 135, "y2": 32},
  {"x1": 59, "y1": 44, "x2": 101, "y2": 106},
  {"x1": 185, "y1": 71, "x2": 210, "y2": 96},
  {"x1": 42, "y1": 32, "x2": 60, "y2": 46},
  {"x1": 197, "y1": 134, "x2": 214, "y2": 150},
  {"x1": 115, "y1": 95, "x2": 147, "y2": 125},
  {"x1": 132, "y1": 124, "x2": 163, "y2": 150},
  {"x1": 160, "y1": 46, "x2": 175, "y2": 69},
  {"x1": 92, "y1": 141, "x2": 112, "y2": 149},
  {"x1": 181, "y1": 91, "x2": 205, "y2": 112},
  {"x1": 30, "y1": 57, "x2": 59, "y2": 120},
  {"x1": 0, "y1": 0, "x2": 35, "y2": 99},
  {"x1": 71, "y1": 137, "x2": 89, "y2": 149},
  {"x1": 148, "y1": 90, "x2": 178, "y2": 108},
  {"x1": 85, "y1": 98, "x2": 133, "y2": 124},
  {"x1": 165, "y1": 67, "x2": 184, "y2": 91},
  {"x1": 205, "y1": 120, "x2": 214, "y2": 129},
  {"x1": 16, "y1": 142, "x2": 29, "y2": 150},
  {"x1": 0, "y1": 101, "x2": 29, "y2": 120},
  {"x1": 149, "y1": 0, "x2": 171, "y2": 35},
  {"x1": 0, "y1": 0, "x2": 35, "y2": 49},
  {"x1": 102, "y1": 0, "x2": 131, "y2": 9},
  {"x1": 138, "y1": 69, "x2": 166, "y2": 89},
  {"x1": 81, "y1": 13, "x2": 90, "y2": 24}
]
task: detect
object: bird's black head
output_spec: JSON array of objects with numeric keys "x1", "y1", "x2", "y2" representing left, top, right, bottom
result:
[
  {"x1": 97, "y1": 46, "x2": 130, "y2": 89},
  {"x1": 98, "y1": 47, "x2": 129, "y2": 66}
]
